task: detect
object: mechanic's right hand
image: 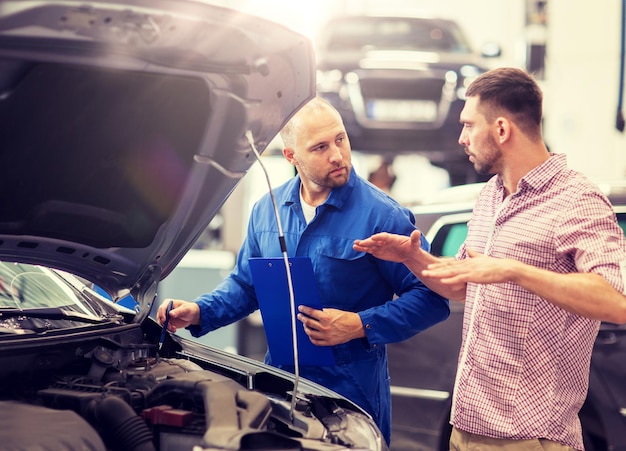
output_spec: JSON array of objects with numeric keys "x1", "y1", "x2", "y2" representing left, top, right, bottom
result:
[{"x1": 156, "y1": 299, "x2": 201, "y2": 332}]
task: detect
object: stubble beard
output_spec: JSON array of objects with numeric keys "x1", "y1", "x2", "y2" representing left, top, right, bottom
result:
[
  {"x1": 327, "y1": 163, "x2": 351, "y2": 188},
  {"x1": 472, "y1": 136, "x2": 501, "y2": 176}
]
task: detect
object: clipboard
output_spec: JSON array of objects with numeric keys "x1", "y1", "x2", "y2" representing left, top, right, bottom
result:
[{"x1": 249, "y1": 257, "x2": 335, "y2": 366}]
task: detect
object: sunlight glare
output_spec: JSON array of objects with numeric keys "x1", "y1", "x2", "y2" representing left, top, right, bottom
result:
[{"x1": 233, "y1": 0, "x2": 337, "y2": 40}]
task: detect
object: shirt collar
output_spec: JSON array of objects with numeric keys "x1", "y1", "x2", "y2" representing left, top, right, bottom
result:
[{"x1": 496, "y1": 153, "x2": 567, "y2": 195}]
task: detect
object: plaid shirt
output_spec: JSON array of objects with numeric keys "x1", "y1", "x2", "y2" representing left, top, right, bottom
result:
[{"x1": 451, "y1": 153, "x2": 626, "y2": 449}]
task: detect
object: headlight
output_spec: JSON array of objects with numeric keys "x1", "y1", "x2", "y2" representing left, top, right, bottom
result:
[
  {"x1": 316, "y1": 69, "x2": 344, "y2": 93},
  {"x1": 457, "y1": 65, "x2": 485, "y2": 100},
  {"x1": 327, "y1": 410, "x2": 388, "y2": 451}
]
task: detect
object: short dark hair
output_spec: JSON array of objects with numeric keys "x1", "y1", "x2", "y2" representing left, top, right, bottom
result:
[{"x1": 466, "y1": 67, "x2": 543, "y2": 140}]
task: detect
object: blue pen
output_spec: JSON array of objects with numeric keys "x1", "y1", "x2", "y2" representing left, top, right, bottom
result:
[{"x1": 159, "y1": 300, "x2": 174, "y2": 351}]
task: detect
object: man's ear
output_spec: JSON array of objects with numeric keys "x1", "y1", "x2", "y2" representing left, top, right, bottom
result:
[
  {"x1": 495, "y1": 117, "x2": 511, "y2": 144},
  {"x1": 283, "y1": 147, "x2": 297, "y2": 166}
]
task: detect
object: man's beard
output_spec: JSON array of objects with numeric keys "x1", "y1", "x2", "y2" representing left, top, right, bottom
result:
[
  {"x1": 472, "y1": 135, "x2": 501, "y2": 175},
  {"x1": 309, "y1": 163, "x2": 351, "y2": 188}
]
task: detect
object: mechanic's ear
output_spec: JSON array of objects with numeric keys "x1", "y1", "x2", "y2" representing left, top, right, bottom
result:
[{"x1": 283, "y1": 147, "x2": 297, "y2": 166}]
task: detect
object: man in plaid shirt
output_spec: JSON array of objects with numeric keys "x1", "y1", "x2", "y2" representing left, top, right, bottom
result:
[{"x1": 354, "y1": 67, "x2": 626, "y2": 450}]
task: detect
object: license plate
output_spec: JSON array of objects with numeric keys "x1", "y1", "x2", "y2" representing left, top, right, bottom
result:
[{"x1": 367, "y1": 99, "x2": 438, "y2": 122}]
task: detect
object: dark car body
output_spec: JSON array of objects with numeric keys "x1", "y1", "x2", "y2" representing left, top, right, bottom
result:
[
  {"x1": 0, "y1": 1, "x2": 388, "y2": 450},
  {"x1": 387, "y1": 181, "x2": 626, "y2": 451},
  {"x1": 315, "y1": 14, "x2": 497, "y2": 185}
]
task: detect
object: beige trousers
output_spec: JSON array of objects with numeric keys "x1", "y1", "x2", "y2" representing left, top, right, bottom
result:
[{"x1": 449, "y1": 427, "x2": 578, "y2": 451}]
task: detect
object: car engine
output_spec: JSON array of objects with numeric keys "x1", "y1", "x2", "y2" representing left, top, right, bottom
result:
[{"x1": 0, "y1": 325, "x2": 383, "y2": 451}]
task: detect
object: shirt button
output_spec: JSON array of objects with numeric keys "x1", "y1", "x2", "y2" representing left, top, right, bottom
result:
[
  {"x1": 365, "y1": 324, "x2": 371, "y2": 329},
  {"x1": 372, "y1": 344, "x2": 377, "y2": 348}
]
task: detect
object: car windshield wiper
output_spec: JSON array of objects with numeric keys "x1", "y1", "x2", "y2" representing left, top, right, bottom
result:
[{"x1": 0, "y1": 307, "x2": 117, "y2": 324}]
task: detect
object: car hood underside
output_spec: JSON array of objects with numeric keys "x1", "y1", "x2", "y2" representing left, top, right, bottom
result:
[{"x1": 0, "y1": 0, "x2": 315, "y2": 317}]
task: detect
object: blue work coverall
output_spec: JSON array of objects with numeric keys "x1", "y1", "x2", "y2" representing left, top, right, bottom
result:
[{"x1": 187, "y1": 168, "x2": 450, "y2": 444}]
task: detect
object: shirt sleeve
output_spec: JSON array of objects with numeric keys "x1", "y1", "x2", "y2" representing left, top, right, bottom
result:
[
  {"x1": 186, "y1": 214, "x2": 261, "y2": 338},
  {"x1": 556, "y1": 190, "x2": 626, "y2": 294}
]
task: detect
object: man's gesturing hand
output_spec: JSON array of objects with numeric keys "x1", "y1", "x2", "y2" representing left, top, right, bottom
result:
[{"x1": 353, "y1": 230, "x2": 421, "y2": 263}]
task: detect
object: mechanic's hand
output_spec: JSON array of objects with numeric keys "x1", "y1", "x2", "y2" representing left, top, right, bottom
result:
[
  {"x1": 156, "y1": 299, "x2": 201, "y2": 332},
  {"x1": 297, "y1": 306, "x2": 365, "y2": 346}
]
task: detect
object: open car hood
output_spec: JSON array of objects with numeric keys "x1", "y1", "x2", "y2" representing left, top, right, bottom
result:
[{"x1": 0, "y1": 0, "x2": 314, "y2": 315}]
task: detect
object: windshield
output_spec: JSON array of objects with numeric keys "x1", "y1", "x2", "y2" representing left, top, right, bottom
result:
[
  {"x1": 433, "y1": 213, "x2": 626, "y2": 257},
  {"x1": 0, "y1": 261, "x2": 113, "y2": 333},
  {"x1": 322, "y1": 17, "x2": 472, "y2": 53}
]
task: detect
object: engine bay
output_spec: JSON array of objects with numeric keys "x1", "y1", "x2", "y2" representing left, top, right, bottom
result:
[{"x1": 0, "y1": 324, "x2": 371, "y2": 451}]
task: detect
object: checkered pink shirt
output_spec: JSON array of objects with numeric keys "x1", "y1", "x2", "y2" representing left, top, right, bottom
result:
[{"x1": 451, "y1": 154, "x2": 626, "y2": 449}]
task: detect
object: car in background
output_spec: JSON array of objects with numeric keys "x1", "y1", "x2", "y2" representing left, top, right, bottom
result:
[
  {"x1": 314, "y1": 14, "x2": 499, "y2": 186},
  {"x1": 387, "y1": 181, "x2": 626, "y2": 451},
  {"x1": 0, "y1": 1, "x2": 387, "y2": 450}
]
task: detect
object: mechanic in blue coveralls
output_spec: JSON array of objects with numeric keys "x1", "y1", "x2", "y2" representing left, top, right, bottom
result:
[{"x1": 156, "y1": 96, "x2": 450, "y2": 445}]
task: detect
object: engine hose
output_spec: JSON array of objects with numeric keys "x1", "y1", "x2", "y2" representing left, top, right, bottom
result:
[{"x1": 91, "y1": 396, "x2": 156, "y2": 451}]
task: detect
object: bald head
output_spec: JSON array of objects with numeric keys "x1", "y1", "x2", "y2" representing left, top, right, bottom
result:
[{"x1": 280, "y1": 97, "x2": 343, "y2": 149}]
